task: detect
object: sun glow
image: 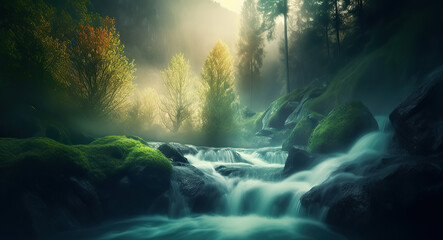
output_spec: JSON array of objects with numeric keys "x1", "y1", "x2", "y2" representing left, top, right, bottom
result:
[{"x1": 214, "y1": 0, "x2": 245, "y2": 13}]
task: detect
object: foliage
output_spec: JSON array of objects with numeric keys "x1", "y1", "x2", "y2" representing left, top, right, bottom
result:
[
  {"x1": 0, "y1": 0, "x2": 71, "y2": 108},
  {"x1": 0, "y1": 136, "x2": 171, "y2": 185},
  {"x1": 237, "y1": 0, "x2": 265, "y2": 107},
  {"x1": 70, "y1": 18, "x2": 135, "y2": 117},
  {"x1": 123, "y1": 88, "x2": 159, "y2": 133},
  {"x1": 159, "y1": 53, "x2": 195, "y2": 132},
  {"x1": 307, "y1": 101, "x2": 378, "y2": 153},
  {"x1": 257, "y1": 0, "x2": 287, "y2": 40},
  {"x1": 201, "y1": 41, "x2": 238, "y2": 145},
  {"x1": 282, "y1": 112, "x2": 324, "y2": 150},
  {"x1": 258, "y1": 0, "x2": 290, "y2": 93}
]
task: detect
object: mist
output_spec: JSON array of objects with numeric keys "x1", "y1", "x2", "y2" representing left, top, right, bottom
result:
[{"x1": 92, "y1": 0, "x2": 286, "y2": 111}]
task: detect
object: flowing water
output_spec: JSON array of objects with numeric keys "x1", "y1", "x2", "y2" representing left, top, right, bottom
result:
[{"x1": 60, "y1": 117, "x2": 392, "y2": 240}]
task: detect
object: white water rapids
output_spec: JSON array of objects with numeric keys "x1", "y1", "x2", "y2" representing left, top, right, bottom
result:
[{"x1": 60, "y1": 117, "x2": 392, "y2": 240}]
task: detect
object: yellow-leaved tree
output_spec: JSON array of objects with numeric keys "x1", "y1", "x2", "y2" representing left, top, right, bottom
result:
[
  {"x1": 160, "y1": 53, "x2": 195, "y2": 132},
  {"x1": 70, "y1": 17, "x2": 135, "y2": 117},
  {"x1": 201, "y1": 40, "x2": 238, "y2": 145}
]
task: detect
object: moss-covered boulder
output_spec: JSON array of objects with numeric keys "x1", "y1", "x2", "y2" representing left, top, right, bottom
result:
[
  {"x1": 307, "y1": 102, "x2": 378, "y2": 153},
  {"x1": 282, "y1": 113, "x2": 324, "y2": 151},
  {"x1": 260, "y1": 84, "x2": 325, "y2": 130},
  {"x1": 0, "y1": 136, "x2": 171, "y2": 239}
]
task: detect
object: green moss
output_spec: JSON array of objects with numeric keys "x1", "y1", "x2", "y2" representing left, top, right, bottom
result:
[
  {"x1": 266, "y1": 88, "x2": 305, "y2": 128},
  {"x1": 306, "y1": 12, "x2": 423, "y2": 116},
  {"x1": 307, "y1": 102, "x2": 378, "y2": 153},
  {"x1": 264, "y1": 83, "x2": 325, "y2": 129},
  {"x1": 282, "y1": 112, "x2": 324, "y2": 150},
  {"x1": 0, "y1": 136, "x2": 171, "y2": 186},
  {"x1": 240, "y1": 111, "x2": 264, "y2": 134}
]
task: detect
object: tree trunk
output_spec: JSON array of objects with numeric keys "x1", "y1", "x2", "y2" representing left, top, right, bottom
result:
[
  {"x1": 358, "y1": 0, "x2": 364, "y2": 31},
  {"x1": 334, "y1": 0, "x2": 341, "y2": 57},
  {"x1": 284, "y1": 0, "x2": 290, "y2": 93},
  {"x1": 250, "y1": 56, "x2": 253, "y2": 108},
  {"x1": 325, "y1": 25, "x2": 330, "y2": 58}
]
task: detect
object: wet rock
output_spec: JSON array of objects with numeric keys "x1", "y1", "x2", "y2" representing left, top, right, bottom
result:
[
  {"x1": 103, "y1": 166, "x2": 171, "y2": 217},
  {"x1": 4, "y1": 177, "x2": 101, "y2": 239},
  {"x1": 256, "y1": 129, "x2": 274, "y2": 137},
  {"x1": 282, "y1": 113, "x2": 324, "y2": 150},
  {"x1": 215, "y1": 164, "x2": 253, "y2": 177},
  {"x1": 390, "y1": 68, "x2": 443, "y2": 155},
  {"x1": 301, "y1": 154, "x2": 443, "y2": 240},
  {"x1": 171, "y1": 165, "x2": 226, "y2": 213},
  {"x1": 283, "y1": 147, "x2": 318, "y2": 176},
  {"x1": 158, "y1": 143, "x2": 190, "y2": 164}
]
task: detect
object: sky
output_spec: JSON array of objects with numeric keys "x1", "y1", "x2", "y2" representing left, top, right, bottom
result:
[{"x1": 214, "y1": 0, "x2": 245, "y2": 13}]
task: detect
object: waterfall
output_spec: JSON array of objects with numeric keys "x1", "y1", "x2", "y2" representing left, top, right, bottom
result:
[{"x1": 59, "y1": 117, "x2": 392, "y2": 240}]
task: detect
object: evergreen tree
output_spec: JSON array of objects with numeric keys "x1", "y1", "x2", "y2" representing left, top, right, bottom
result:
[
  {"x1": 237, "y1": 0, "x2": 265, "y2": 108},
  {"x1": 201, "y1": 41, "x2": 238, "y2": 146},
  {"x1": 258, "y1": 0, "x2": 290, "y2": 93}
]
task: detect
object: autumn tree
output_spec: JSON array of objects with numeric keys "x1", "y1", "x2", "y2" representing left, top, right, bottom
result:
[
  {"x1": 258, "y1": 0, "x2": 290, "y2": 93},
  {"x1": 70, "y1": 17, "x2": 135, "y2": 117},
  {"x1": 238, "y1": 0, "x2": 265, "y2": 108},
  {"x1": 201, "y1": 41, "x2": 238, "y2": 145},
  {"x1": 0, "y1": 0, "x2": 71, "y2": 108},
  {"x1": 159, "y1": 53, "x2": 195, "y2": 132}
]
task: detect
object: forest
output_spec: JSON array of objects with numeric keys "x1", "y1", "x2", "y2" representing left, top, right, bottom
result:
[{"x1": 1, "y1": 0, "x2": 443, "y2": 239}]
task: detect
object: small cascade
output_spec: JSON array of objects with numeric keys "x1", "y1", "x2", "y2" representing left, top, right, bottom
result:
[{"x1": 63, "y1": 117, "x2": 394, "y2": 240}]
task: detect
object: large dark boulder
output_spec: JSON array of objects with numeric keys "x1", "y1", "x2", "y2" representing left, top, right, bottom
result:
[
  {"x1": 307, "y1": 101, "x2": 379, "y2": 153},
  {"x1": 283, "y1": 147, "x2": 318, "y2": 176},
  {"x1": 170, "y1": 165, "x2": 226, "y2": 214},
  {"x1": 102, "y1": 166, "x2": 171, "y2": 218},
  {"x1": 1, "y1": 176, "x2": 101, "y2": 240},
  {"x1": 301, "y1": 154, "x2": 443, "y2": 240},
  {"x1": 157, "y1": 143, "x2": 193, "y2": 164},
  {"x1": 390, "y1": 68, "x2": 443, "y2": 155}
]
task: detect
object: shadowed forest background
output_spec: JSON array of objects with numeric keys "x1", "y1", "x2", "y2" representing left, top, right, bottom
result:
[{"x1": 1, "y1": 0, "x2": 442, "y2": 146}]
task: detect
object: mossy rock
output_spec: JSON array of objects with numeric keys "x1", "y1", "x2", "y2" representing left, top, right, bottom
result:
[
  {"x1": 241, "y1": 111, "x2": 264, "y2": 134},
  {"x1": 307, "y1": 102, "x2": 378, "y2": 153},
  {"x1": 282, "y1": 112, "x2": 324, "y2": 151},
  {"x1": 0, "y1": 136, "x2": 172, "y2": 186},
  {"x1": 0, "y1": 136, "x2": 172, "y2": 238},
  {"x1": 261, "y1": 83, "x2": 325, "y2": 130}
]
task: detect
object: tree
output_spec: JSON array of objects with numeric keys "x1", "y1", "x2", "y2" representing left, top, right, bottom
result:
[
  {"x1": 258, "y1": 0, "x2": 290, "y2": 93},
  {"x1": 124, "y1": 88, "x2": 159, "y2": 133},
  {"x1": 70, "y1": 17, "x2": 135, "y2": 117},
  {"x1": 0, "y1": 0, "x2": 71, "y2": 108},
  {"x1": 333, "y1": 0, "x2": 341, "y2": 56},
  {"x1": 237, "y1": 0, "x2": 265, "y2": 108},
  {"x1": 201, "y1": 41, "x2": 238, "y2": 145},
  {"x1": 159, "y1": 53, "x2": 195, "y2": 132}
]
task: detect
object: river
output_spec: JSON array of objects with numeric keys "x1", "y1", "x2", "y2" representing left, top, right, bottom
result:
[{"x1": 55, "y1": 117, "x2": 392, "y2": 240}]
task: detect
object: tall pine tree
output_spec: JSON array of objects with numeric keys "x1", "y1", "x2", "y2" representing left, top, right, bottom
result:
[
  {"x1": 201, "y1": 41, "x2": 238, "y2": 146},
  {"x1": 258, "y1": 0, "x2": 290, "y2": 93},
  {"x1": 237, "y1": 0, "x2": 265, "y2": 108}
]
